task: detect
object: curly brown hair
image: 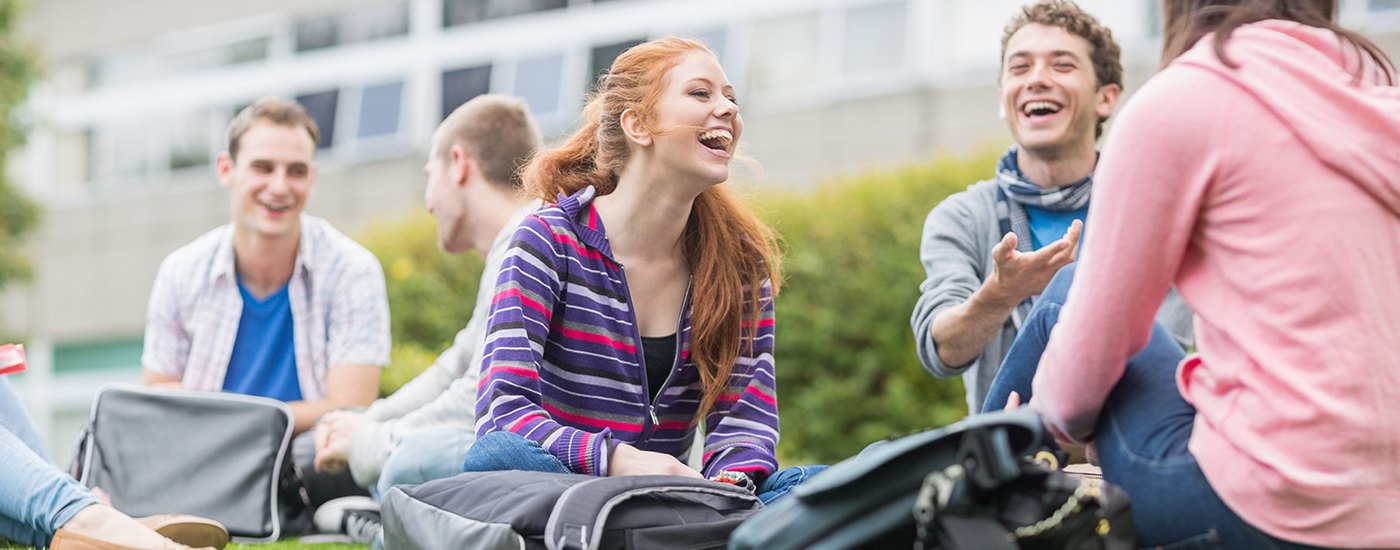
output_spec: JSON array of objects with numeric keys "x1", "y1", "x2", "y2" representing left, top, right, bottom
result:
[{"x1": 1000, "y1": 0, "x2": 1123, "y2": 137}]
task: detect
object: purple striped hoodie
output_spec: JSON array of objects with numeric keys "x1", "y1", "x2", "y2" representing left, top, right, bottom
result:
[{"x1": 474, "y1": 186, "x2": 780, "y2": 482}]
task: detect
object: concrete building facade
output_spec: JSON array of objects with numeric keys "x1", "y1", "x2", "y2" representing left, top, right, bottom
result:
[{"x1": 7, "y1": 0, "x2": 1400, "y2": 459}]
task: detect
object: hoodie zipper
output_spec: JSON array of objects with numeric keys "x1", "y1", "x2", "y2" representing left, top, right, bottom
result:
[
  {"x1": 648, "y1": 280, "x2": 692, "y2": 429},
  {"x1": 618, "y1": 267, "x2": 691, "y2": 444}
]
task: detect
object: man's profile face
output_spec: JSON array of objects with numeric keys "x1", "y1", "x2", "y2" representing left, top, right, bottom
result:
[
  {"x1": 999, "y1": 23, "x2": 1117, "y2": 158},
  {"x1": 219, "y1": 121, "x2": 317, "y2": 241},
  {"x1": 423, "y1": 137, "x2": 470, "y2": 253}
]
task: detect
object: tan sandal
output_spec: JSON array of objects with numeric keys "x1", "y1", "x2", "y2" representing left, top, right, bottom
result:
[
  {"x1": 49, "y1": 527, "x2": 216, "y2": 550},
  {"x1": 136, "y1": 515, "x2": 229, "y2": 550}
]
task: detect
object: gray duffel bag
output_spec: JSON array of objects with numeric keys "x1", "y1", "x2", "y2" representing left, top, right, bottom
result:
[
  {"x1": 382, "y1": 470, "x2": 763, "y2": 550},
  {"x1": 72, "y1": 384, "x2": 304, "y2": 542}
]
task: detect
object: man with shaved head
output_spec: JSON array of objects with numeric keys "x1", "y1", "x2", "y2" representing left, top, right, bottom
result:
[{"x1": 312, "y1": 94, "x2": 543, "y2": 508}]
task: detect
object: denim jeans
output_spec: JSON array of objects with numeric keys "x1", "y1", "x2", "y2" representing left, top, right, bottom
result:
[
  {"x1": 375, "y1": 426, "x2": 475, "y2": 499},
  {"x1": 461, "y1": 431, "x2": 825, "y2": 505},
  {"x1": 0, "y1": 378, "x2": 99, "y2": 547},
  {"x1": 981, "y1": 264, "x2": 1329, "y2": 549}
]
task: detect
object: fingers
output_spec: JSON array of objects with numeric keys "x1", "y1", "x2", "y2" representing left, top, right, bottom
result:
[
  {"x1": 317, "y1": 457, "x2": 346, "y2": 475},
  {"x1": 675, "y1": 465, "x2": 704, "y2": 479},
  {"x1": 1004, "y1": 391, "x2": 1021, "y2": 412},
  {"x1": 313, "y1": 423, "x2": 329, "y2": 455},
  {"x1": 1063, "y1": 219, "x2": 1083, "y2": 262},
  {"x1": 992, "y1": 232, "x2": 1017, "y2": 264}
]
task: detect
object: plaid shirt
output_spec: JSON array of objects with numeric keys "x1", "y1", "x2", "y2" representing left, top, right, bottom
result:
[{"x1": 141, "y1": 215, "x2": 390, "y2": 401}]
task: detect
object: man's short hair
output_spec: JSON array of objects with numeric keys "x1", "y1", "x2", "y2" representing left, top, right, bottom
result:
[
  {"x1": 1001, "y1": 0, "x2": 1124, "y2": 136},
  {"x1": 226, "y1": 98, "x2": 321, "y2": 161},
  {"x1": 436, "y1": 94, "x2": 542, "y2": 190}
]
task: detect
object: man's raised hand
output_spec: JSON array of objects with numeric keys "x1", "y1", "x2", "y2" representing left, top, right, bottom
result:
[{"x1": 987, "y1": 219, "x2": 1082, "y2": 305}]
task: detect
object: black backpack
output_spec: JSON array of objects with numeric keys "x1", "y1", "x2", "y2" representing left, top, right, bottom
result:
[
  {"x1": 728, "y1": 410, "x2": 1134, "y2": 550},
  {"x1": 382, "y1": 470, "x2": 762, "y2": 550}
]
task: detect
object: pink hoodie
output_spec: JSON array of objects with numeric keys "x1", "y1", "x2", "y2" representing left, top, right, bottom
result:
[{"x1": 1034, "y1": 21, "x2": 1400, "y2": 547}]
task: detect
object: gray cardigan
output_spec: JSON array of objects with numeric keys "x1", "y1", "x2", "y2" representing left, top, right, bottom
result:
[{"x1": 911, "y1": 179, "x2": 1194, "y2": 413}]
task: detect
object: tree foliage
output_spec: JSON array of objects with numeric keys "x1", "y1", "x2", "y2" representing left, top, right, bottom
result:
[
  {"x1": 758, "y1": 153, "x2": 995, "y2": 463},
  {"x1": 358, "y1": 211, "x2": 485, "y2": 396},
  {"x1": 361, "y1": 151, "x2": 1000, "y2": 462},
  {"x1": 0, "y1": 0, "x2": 40, "y2": 290}
]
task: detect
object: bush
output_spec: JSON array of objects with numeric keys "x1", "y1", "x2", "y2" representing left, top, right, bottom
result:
[
  {"x1": 359, "y1": 212, "x2": 484, "y2": 395},
  {"x1": 361, "y1": 151, "x2": 998, "y2": 463},
  {"x1": 759, "y1": 152, "x2": 996, "y2": 464}
]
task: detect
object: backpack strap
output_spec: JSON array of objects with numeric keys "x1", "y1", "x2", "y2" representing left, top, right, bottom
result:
[{"x1": 545, "y1": 475, "x2": 761, "y2": 550}]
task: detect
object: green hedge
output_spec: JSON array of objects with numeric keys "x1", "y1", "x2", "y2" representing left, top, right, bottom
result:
[
  {"x1": 757, "y1": 153, "x2": 994, "y2": 463},
  {"x1": 359, "y1": 212, "x2": 485, "y2": 397},
  {"x1": 361, "y1": 151, "x2": 998, "y2": 463}
]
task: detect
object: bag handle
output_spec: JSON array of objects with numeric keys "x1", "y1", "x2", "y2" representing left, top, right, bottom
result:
[{"x1": 544, "y1": 475, "x2": 761, "y2": 550}]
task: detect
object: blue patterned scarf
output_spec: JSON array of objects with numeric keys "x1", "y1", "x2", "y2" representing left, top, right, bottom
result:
[{"x1": 993, "y1": 145, "x2": 1094, "y2": 328}]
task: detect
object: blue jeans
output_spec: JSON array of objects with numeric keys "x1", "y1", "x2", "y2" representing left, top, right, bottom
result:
[
  {"x1": 0, "y1": 378, "x2": 99, "y2": 547},
  {"x1": 461, "y1": 432, "x2": 826, "y2": 505},
  {"x1": 982, "y1": 264, "x2": 1327, "y2": 549},
  {"x1": 983, "y1": 263, "x2": 1189, "y2": 413},
  {"x1": 375, "y1": 427, "x2": 475, "y2": 499}
]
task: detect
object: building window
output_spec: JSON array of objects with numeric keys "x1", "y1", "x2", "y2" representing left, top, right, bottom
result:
[
  {"x1": 166, "y1": 37, "x2": 271, "y2": 74},
  {"x1": 168, "y1": 111, "x2": 215, "y2": 171},
  {"x1": 1374, "y1": 0, "x2": 1400, "y2": 11},
  {"x1": 841, "y1": 1, "x2": 907, "y2": 78},
  {"x1": 589, "y1": 39, "x2": 645, "y2": 92},
  {"x1": 107, "y1": 122, "x2": 150, "y2": 179},
  {"x1": 690, "y1": 29, "x2": 729, "y2": 68},
  {"x1": 296, "y1": 2, "x2": 409, "y2": 53},
  {"x1": 296, "y1": 15, "x2": 339, "y2": 52},
  {"x1": 443, "y1": 0, "x2": 568, "y2": 28},
  {"x1": 749, "y1": 13, "x2": 821, "y2": 93},
  {"x1": 514, "y1": 54, "x2": 565, "y2": 118},
  {"x1": 296, "y1": 90, "x2": 340, "y2": 149},
  {"x1": 442, "y1": 65, "x2": 493, "y2": 120},
  {"x1": 357, "y1": 80, "x2": 405, "y2": 139}
]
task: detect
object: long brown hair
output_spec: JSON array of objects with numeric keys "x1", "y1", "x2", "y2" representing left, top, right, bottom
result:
[
  {"x1": 521, "y1": 37, "x2": 783, "y2": 423},
  {"x1": 1160, "y1": 0, "x2": 1395, "y2": 84}
]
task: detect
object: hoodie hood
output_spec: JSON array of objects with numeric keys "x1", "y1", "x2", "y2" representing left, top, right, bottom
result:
[{"x1": 1174, "y1": 20, "x2": 1400, "y2": 217}]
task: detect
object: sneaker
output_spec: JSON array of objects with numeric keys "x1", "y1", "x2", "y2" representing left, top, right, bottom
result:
[
  {"x1": 312, "y1": 495, "x2": 378, "y2": 535},
  {"x1": 343, "y1": 509, "x2": 382, "y2": 545}
]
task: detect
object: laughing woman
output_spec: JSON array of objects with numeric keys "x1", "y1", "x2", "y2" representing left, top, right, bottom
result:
[{"x1": 461, "y1": 37, "x2": 821, "y2": 503}]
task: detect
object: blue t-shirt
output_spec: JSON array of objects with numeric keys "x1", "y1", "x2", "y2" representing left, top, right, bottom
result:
[
  {"x1": 1024, "y1": 204, "x2": 1089, "y2": 250},
  {"x1": 222, "y1": 279, "x2": 302, "y2": 402}
]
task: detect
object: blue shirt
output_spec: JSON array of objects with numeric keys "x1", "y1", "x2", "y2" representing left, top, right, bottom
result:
[
  {"x1": 1024, "y1": 204, "x2": 1088, "y2": 250},
  {"x1": 222, "y1": 279, "x2": 302, "y2": 402}
]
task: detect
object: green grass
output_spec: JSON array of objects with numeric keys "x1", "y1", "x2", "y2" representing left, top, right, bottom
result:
[
  {"x1": 231, "y1": 542, "x2": 365, "y2": 549},
  {"x1": 3, "y1": 539, "x2": 367, "y2": 549}
]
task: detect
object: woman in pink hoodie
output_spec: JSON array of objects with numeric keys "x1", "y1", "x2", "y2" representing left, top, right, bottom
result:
[{"x1": 1015, "y1": 0, "x2": 1400, "y2": 547}]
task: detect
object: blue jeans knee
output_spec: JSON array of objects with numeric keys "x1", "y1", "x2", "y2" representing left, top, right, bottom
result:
[
  {"x1": 755, "y1": 465, "x2": 827, "y2": 505},
  {"x1": 460, "y1": 431, "x2": 570, "y2": 474},
  {"x1": 376, "y1": 427, "x2": 475, "y2": 498}
]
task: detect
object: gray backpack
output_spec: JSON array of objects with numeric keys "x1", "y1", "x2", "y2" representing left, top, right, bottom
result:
[
  {"x1": 382, "y1": 470, "x2": 762, "y2": 550},
  {"x1": 72, "y1": 384, "x2": 304, "y2": 542}
]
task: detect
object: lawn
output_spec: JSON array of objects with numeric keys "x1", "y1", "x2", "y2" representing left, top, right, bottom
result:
[
  {"x1": 232, "y1": 542, "x2": 365, "y2": 550},
  {"x1": 2, "y1": 540, "x2": 367, "y2": 549}
]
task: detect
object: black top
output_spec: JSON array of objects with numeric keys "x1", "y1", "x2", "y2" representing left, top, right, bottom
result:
[{"x1": 640, "y1": 333, "x2": 677, "y2": 403}]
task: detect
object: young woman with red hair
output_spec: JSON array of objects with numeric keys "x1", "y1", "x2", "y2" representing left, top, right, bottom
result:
[{"x1": 461, "y1": 37, "x2": 822, "y2": 503}]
